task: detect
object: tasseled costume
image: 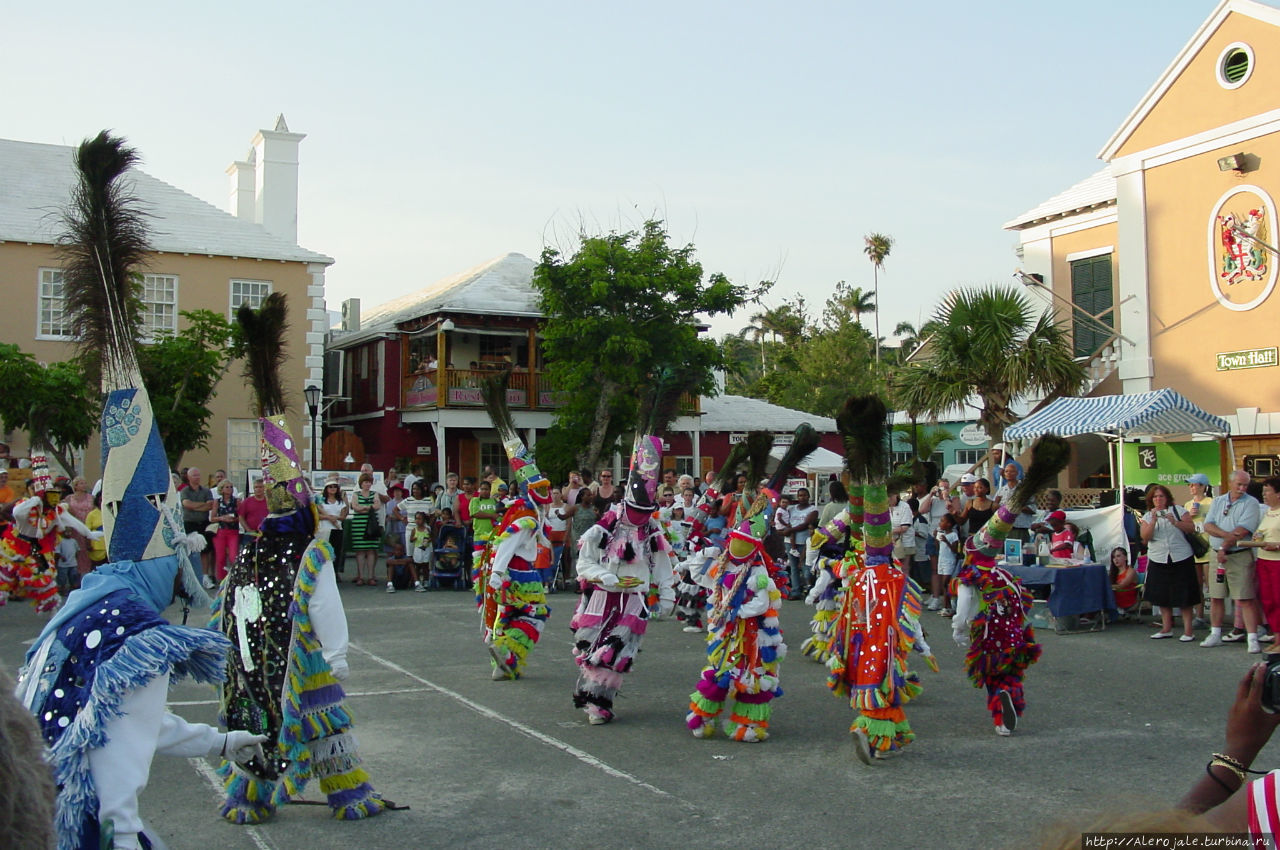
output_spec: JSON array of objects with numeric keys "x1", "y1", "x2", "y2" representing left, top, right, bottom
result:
[
  {"x1": 0, "y1": 499, "x2": 77, "y2": 614},
  {"x1": 825, "y1": 484, "x2": 933, "y2": 755},
  {"x1": 956, "y1": 504, "x2": 1041, "y2": 727},
  {"x1": 215, "y1": 535, "x2": 384, "y2": 822},
  {"x1": 673, "y1": 554, "x2": 710, "y2": 630},
  {"x1": 475, "y1": 505, "x2": 550, "y2": 678},
  {"x1": 801, "y1": 487, "x2": 863, "y2": 663},
  {"x1": 686, "y1": 551, "x2": 786, "y2": 742},
  {"x1": 24, "y1": 586, "x2": 230, "y2": 850}
]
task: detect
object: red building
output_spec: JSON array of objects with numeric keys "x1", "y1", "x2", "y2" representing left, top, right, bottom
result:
[{"x1": 326, "y1": 253, "x2": 843, "y2": 491}]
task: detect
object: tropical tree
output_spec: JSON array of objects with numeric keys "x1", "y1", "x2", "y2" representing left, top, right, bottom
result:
[
  {"x1": 863, "y1": 232, "x2": 894, "y2": 362},
  {"x1": 533, "y1": 220, "x2": 762, "y2": 476},
  {"x1": 894, "y1": 285, "x2": 1085, "y2": 448},
  {"x1": 0, "y1": 345, "x2": 95, "y2": 475},
  {"x1": 829, "y1": 282, "x2": 876, "y2": 330}
]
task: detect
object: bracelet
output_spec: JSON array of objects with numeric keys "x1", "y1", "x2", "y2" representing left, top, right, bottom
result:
[
  {"x1": 1213, "y1": 752, "x2": 1266, "y2": 775},
  {"x1": 1209, "y1": 758, "x2": 1247, "y2": 785},
  {"x1": 1206, "y1": 760, "x2": 1245, "y2": 792}
]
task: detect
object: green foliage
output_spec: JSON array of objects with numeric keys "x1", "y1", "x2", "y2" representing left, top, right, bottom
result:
[
  {"x1": 894, "y1": 285, "x2": 1085, "y2": 446},
  {"x1": 135, "y1": 309, "x2": 243, "y2": 466},
  {"x1": 533, "y1": 220, "x2": 761, "y2": 475},
  {"x1": 0, "y1": 344, "x2": 95, "y2": 476}
]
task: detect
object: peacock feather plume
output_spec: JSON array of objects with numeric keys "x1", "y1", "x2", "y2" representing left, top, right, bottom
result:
[
  {"x1": 480, "y1": 367, "x2": 519, "y2": 447},
  {"x1": 1013, "y1": 434, "x2": 1071, "y2": 509},
  {"x1": 58, "y1": 131, "x2": 151, "y2": 391},
  {"x1": 764, "y1": 423, "x2": 820, "y2": 494},
  {"x1": 837, "y1": 395, "x2": 888, "y2": 482},
  {"x1": 236, "y1": 292, "x2": 290, "y2": 417}
]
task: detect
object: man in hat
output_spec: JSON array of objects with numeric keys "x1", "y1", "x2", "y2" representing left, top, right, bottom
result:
[{"x1": 571, "y1": 436, "x2": 677, "y2": 724}]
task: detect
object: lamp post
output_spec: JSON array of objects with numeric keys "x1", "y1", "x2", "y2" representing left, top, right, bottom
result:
[{"x1": 304, "y1": 384, "x2": 322, "y2": 472}]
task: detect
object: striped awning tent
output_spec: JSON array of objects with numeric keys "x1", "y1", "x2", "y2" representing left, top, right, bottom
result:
[{"x1": 1004, "y1": 389, "x2": 1230, "y2": 442}]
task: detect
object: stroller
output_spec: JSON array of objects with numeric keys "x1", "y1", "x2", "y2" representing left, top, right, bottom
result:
[{"x1": 430, "y1": 523, "x2": 469, "y2": 589}]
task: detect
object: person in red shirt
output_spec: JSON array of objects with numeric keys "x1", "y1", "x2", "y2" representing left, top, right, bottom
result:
[{"x1": 237, "y1": 479, "x2": 269, "y2": 537}]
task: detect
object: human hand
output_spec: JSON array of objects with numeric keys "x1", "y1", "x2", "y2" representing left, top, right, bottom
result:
[
  {"x1": 1224, "y1": 662, "x2": 1280, "y2": 764},
  {"x1": 220, "y1": 730, "x2": 268, "y2": 763},
  {"x1": 952, "y1": 629, "x2": 968, "y2": 647},
  {"x1": 329, "y1": 659, "x2": 350, "y2": 680},
  {"x1": 488, "y1": 571, "x2": 505, "y2": 590}
]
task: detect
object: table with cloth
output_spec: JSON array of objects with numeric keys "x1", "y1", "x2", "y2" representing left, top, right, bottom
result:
[{"x1": 1005, "y1": 563, "x2": 1118, "y2": 633}]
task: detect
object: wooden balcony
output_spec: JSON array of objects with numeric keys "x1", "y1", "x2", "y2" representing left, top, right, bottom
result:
[{"x1": 401, "y1": 372, "x2": 701, "y2": 415}]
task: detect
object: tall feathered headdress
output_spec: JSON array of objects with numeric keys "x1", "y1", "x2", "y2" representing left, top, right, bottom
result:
[
  {"x1": 837, "y1": 395, "x2": 888, "y2": 483},
  {"x1": 480, "y1": 368, "x2": 550, "y2": 505},
  {"x1": 967, "y1": 434, "x2": 1071, "y2": 563},
  {"x1": 58, "y1": 131, "x2": 206, "y2": 603},
  {"x1": 237, "y1": 292, "x2": 310, "y2": 515}
]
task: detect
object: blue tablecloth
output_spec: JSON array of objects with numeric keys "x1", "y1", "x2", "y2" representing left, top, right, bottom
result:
[{"x1": 1005, "y1": 563, "x2": 1118, "y2": 619}]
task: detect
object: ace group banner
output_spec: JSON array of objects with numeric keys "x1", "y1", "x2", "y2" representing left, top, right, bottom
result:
[{"x1": 1120, "y1": 441, "x2": 1219, "y2": 488}]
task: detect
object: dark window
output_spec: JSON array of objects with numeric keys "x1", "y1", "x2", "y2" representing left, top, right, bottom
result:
[
  {"x1": 1224, "y1": 49, "x2": 1250, "y2": 84},
  {"x1": 1070, "y1": 254, "x2": 1115, "y2": 358}
]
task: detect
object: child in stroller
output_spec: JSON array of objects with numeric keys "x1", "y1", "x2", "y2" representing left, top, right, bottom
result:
[{"x1": 431, "y1": 510, "x2": 469, "y2": 589}]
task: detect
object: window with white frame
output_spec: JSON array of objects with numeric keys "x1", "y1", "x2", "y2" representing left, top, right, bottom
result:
[
  {"x1": 954, "y1": 449, "x2": 984, "y2": 466},
  {"x1": 37, "y1": 269, "x2": 71, "y2": 339},
  {"x1": 226, "y1": 418, "x2": 263, "y2": 493},
  {"x1": 141, "y1": 274, "x2": 178, "y2": 336},
  {"x1": 229, "y1": 279, "x2": 272, "y2": 315}
]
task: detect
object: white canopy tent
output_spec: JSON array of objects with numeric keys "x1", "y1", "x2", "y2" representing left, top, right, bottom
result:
[{"x1": 766, "y1": 445, "x2": 845, "y2": 476}]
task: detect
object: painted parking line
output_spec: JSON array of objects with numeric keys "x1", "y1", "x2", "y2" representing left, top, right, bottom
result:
[
  {"x1": 169, "y1": 687, "x2": 436, "y2": 707},
  {"x1": 349, "y1": 643, "x2": 684, "y2": 804}
]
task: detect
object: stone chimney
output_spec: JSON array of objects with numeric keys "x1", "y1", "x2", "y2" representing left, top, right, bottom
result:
[{"x1": 226, "y1": 114, "x2": 306, "y2": 244}]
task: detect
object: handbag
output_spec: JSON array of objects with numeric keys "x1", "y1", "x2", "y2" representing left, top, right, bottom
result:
[
  {"x1": 365, "y1": 509, "x2": 383, "y2": 542},
  {"x1": 1175, "y1": 507, "x2": 1210, "y2": 558}
]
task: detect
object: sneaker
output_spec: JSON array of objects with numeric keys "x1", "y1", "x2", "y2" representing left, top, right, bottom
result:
[
  {"x1": 998, "y1": 690, "x2": 1018, "y2": 733},
  {"x1": 1200, "y1": 632, "x2": 1223, "y2": 647},
  {"x1": 682, "y1": 625, "x2": 703, "y2": 633},
  {"x1": 1249, "y1": 636, "x2": 1262, "y2": 654},
  {"x1": 1179, "y1": 634, "x2": 1195, "y2": 642},
  {"x1": 202, "y1": 575, "x2": 215, "y2": 590},
  {"x1": 1151, "y1": 631, "x2": 1174, "y2": 639},
  {"x1": 414, "y1": 582, "x2": 427, "y2": 593},
  {"x1": 1222, "y1": 629, "x2": 1247, "y2": 643},
  {"x1": 386, "y1": 582, "x2": 396, "y2": 593},
  {"x1": 927, "y1": 599, "x2": 941, "y2": 612},
  {"x1": 995, "y1": 724, "x2": 1012, "y2": 737},
  {"x1": 940, "y1": 608, "x2": 954, "y2": 618}
]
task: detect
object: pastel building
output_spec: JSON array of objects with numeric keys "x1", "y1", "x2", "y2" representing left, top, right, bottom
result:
[
  {"x1": 1006, "y1": 0, "x2": 1280, "y2": 484},
  {"x1": 0, "y1": 117, "x2": 329, "y2": 485}
]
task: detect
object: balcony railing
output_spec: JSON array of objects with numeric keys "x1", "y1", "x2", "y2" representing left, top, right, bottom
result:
[{"x1": 402, "y1": 371, "x2": 701, "y2": 415}]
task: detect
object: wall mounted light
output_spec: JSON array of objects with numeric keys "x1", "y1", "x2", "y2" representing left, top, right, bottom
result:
[
  {"x1": 440, "y1": 318, "x2": 456, "y2": 332},
  {"x1": 1218, "y1": 153, "x2": 1248, "y2": 172}
]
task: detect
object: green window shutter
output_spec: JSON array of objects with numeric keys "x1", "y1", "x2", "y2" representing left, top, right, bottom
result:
[{"x1": 1070, "y1": 255, "x2": 1115, "y2": 358}]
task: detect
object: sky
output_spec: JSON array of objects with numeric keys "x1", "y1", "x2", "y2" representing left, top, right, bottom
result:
[{"x1": 4, "y1": 1, "x2": 1226, "y2": 342}]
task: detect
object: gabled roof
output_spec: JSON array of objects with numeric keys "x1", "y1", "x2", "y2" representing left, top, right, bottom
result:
[
  {"x1": 356, "y1": 253, "x2": 540, "y2": 334},
  {"x1": 0, "y1": 138, "x2": 331, "y2": 264},
  {"x1": 1003, "y1": 167, "x2": 1117, "y2": 231},
  {"x1": 1099, "y1": 0, "x2": 1280, "y2": 161},
  {"x1": 1003, "y1": 389, "x2": 1230, "y2": 441},
  {"x1": 698, "y1": 394, "x2": 836, "y2": 432}
]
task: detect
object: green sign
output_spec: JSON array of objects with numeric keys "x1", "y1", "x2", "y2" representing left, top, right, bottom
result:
[
  {"x1": 1122, "y1": 441, "x2": 1219, "y2": 487},
  {"x1": 1217, "y1": 347, "x2": 1278, "y2": 371}
]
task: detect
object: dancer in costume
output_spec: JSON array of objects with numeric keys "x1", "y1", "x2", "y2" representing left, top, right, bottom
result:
[
  {"x1": 215, "y1": 293, "x2": 386, "y2": 823},
  {"x1": 802, "y1": 487, "x2": 864, "y2": 664},
  {"x1": 17, "y1": 131, "x2": 249, "y2": 850},
  {"x1": 685, "y1": 425, "x2": 817, "y2": 742},
  {"x1": 950, "y1": 435, "x2": 1069, "y2": 736},
  {"x1": 821, "y1": 397, "x2": 937, "y2": 763},
  {"x1": 0, "y1": 454, "x2": 99, "y2": 614},
  {"x1": 473, "y1": 371, "x2": 552, "y2": 680},
  {"x1": 571, "y1": 435, "x2": 677, "y2": 724}
]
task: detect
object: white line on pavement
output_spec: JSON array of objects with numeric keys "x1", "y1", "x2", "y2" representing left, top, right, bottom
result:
[
  {"x1": 169, "y1": 687, "x2": 436, "y2": 707},
  {"x1": 188, "y1": 757, "x2": 278, "y2": 850},
  {"x1": 349, "y1": 643, "x2": 682, "y2": 802}
]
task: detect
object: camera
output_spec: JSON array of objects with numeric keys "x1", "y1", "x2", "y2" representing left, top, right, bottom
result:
[{"x1": 1263, "y1": 657, "x2": 1280, "y2": 714}]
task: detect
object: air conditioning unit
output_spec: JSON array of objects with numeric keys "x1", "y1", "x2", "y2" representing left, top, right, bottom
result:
[{"x1": 341, "y1": 298, "x2": 361, "y2": 332}]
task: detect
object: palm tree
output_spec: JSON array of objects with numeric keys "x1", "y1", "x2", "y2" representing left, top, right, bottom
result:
[
  {"x1": 828, "y1": 281, "x2": 876, "y2": 331},
  {"x1": 891, "y1": 319, "x2": 941, "y2": 363},
  {"x1": 863, "y1": 232, "x2": 894, "y2": 363},
  {"x1": 894, "y1": 285, "x2": 1085, "y2": 448}
]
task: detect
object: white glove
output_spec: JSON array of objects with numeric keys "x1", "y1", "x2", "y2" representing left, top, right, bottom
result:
[
  {"x1": 220, "y1": 730, "x2": 268, "y2": 763},
  {"x1": 87, "y1": 530, "x2": 104, "y2": 540},
  {"x1": 952, "y1": 629, "x2": 968, "y2": 647},
  {"x1": 804, "y1": 587, "x2": 819, "y2": 605},
  {"x1": 329, "y1": 659, "x2": 350, "y2": 681},
  {"x1": 599, "y1": 573, "x2": 620, "y2": 590},
  {"x1": 488, "y1": 571, "x2": 505, "y2": 590}
]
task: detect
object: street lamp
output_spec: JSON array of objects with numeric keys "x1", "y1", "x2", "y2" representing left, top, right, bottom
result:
[{"x1": 304, "y1": 384, "x2": 322, "y2": 471}]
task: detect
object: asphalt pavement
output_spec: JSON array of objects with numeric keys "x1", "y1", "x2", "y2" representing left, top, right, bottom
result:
[{"x1": 2, "y1": 576, "x2": 1274, "y2": 850}]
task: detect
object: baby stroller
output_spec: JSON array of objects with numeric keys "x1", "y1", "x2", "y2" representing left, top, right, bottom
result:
[{"x1": 430, "y1": 523, "x2": 469, "y2": 589}]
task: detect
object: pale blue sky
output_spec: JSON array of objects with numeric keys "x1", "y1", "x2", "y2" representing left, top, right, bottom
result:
[{"x1": 5, "y1": 1, "x2": 1222, "y2": 340}]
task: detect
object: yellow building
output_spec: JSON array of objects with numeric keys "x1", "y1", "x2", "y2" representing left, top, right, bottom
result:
[
  {"x1": 1007, "y1": 0, "x2": 1280, "y2": 482},
  {"x1": 0, "y1": 117, "x2": 331, "y2": 486}
]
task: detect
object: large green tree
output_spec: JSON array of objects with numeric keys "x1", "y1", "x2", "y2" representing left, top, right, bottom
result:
[
  {"x1": 533, "y1": 220, "x2": 760, "y2": 477},
  {"x1": 0, "y1": 345, "x2": 96, "y2": 476},
  {"x1": 135, "y1": 309, "x2": 242, "y2": 467},
  {"x1": 894, "y1": 285, "x2": 1085, "y2": 447}
]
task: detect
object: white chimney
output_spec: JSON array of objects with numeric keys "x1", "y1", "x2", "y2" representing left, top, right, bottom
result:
[
  {"x1": 226, "y1": 114, "x2": 307, "y2": 244},
  {"x1": 226, "y1": 146, "x2": 256, "y2": 221}
]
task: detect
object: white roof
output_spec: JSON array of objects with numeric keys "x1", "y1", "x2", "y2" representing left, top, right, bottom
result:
[
  {"x1": 0, "y1": 138, "x2": 331, "y2": 264},
  {"x1": 768, "y1": 444, "x2": 845, "y2": 474},
  {"x1": 1003, "y1": 167, "x2": 1116, "y2": 231},
  {"x1": 698, "y1": 393, "x2": 836, "y2": 432},
  {"x1": 354, "y1": 253, "x2": 540, "y2": 336}
]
